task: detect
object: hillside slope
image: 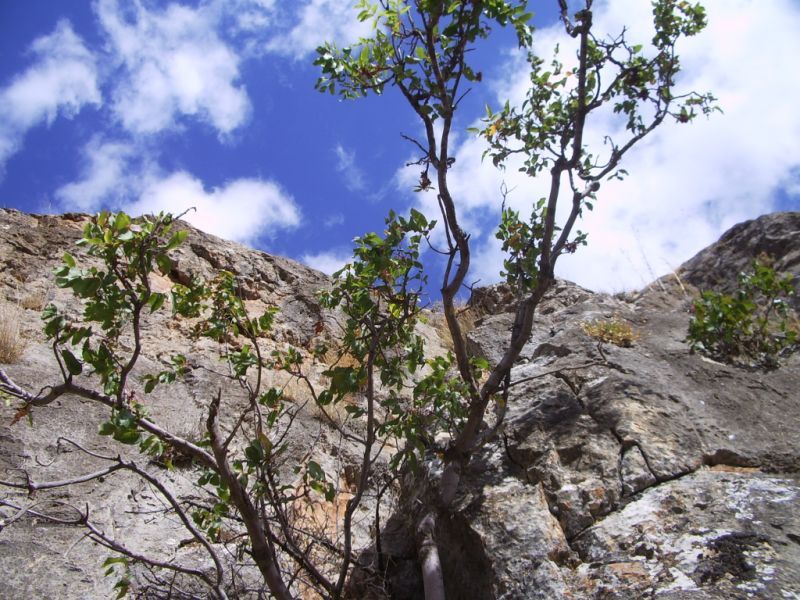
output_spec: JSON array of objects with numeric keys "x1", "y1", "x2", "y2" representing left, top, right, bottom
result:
[{"x1": 1, "y1": 209, "x2": 798, "y2": 599}]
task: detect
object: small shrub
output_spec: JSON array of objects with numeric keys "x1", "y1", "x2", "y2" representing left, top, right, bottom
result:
[
  {"x1": 581, "y1": 316, "x2": 639, "y2": 347},
  {"x1": 687, "y1": 258, "x2": 798, "y2": 366},
  {"x1": 0, "y1": 302, "x2": 25, "y2": 363}
]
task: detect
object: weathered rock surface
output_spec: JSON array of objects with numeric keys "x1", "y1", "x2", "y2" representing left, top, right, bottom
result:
[
  {"x1": 1, "y1": 209, "x2": 799, "y2": 599},
  {"x1": 0, "y1": 209, "x2": 360, "y2": 598},
  {"x1": 423, "y1": 211, "x2": 800, "y2": 599},
  {"x1": 677, "y1": 211, "x2": 800, "y2": 309}
]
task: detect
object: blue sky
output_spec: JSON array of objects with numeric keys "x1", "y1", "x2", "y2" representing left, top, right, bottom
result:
[{"x1": 1, "y1": 0, "x2": 799, "y2": 294}]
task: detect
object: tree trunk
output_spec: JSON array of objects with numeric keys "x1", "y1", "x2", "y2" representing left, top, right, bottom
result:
[{"x1": 416, "y1": 512, "x2": 446, "y2": 600}]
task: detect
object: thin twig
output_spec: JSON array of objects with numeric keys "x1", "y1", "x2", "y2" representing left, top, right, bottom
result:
[{"x1": 506, "y1": 360, "x2": 605, "y2": 390}]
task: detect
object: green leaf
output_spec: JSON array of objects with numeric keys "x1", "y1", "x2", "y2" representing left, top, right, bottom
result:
[
  {"x1": 114, "y1": 429, "x2": 140, "y2": 445},
  {"x1": 344, "y1": 405, "x2": 365, "y2": 418},
  {"x1": 41, "y1": 304, "x2": 58, "y2": 320},
  {"x1": 61, "y1": 349, "x2": 83, "y2": 376},
  {"x1": 148, "y1": 292, "x2": 166, "y2": 313},
  {"x1": 258, "y1": 432, "x2": 272, "y2": 457},
  {"x1": 324, "y1": 483, "x2": 336, "y2": 502},
  {"x1": 307, "y1": 460, "x2": 325, "y2": 481},
  {"x1": 113, "y1": 578, "x2": 130, "y2": 600},
  {"x1": 114, "y1": 212, "x2": 131, "y2": 231},
  {"x1": 98, "y1": 422, "x2": 115, "y2": 436},
  {"x1": 471, "y1": 357, "x2": 490, "y2": 371},
  {"x1": 103, "y1": 557, "x2": 128, "y2": 568},
  {"x1": 245, "y1": 444, "x2": 263, "y2": 464},
  {"x1": 155, "y1": 254, "x2": 172, "y2": 275},
  {"x1": 165, "y1": 230, "x2": 188, "y2": 251}
]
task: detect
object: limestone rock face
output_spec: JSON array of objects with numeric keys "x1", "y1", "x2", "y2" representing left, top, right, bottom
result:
[
  {"x1": 1, "y1": 209, "x2": 799, "y2": 599},
  {"x1": 426, "y1": 211, "x2": 800, "y2": 599},
  {"x1": 0, "y1": 209, "x2": 349, "y2": 598}
]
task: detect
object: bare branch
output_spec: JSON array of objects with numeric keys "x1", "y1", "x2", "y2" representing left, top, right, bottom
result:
[
  {"x1": 0, "y1": 370, "x2": 217, "y2": 470},
  {"x1": 207, "y1": 392, "x2": 294, "y2": 600},
  {"x1": 0, "y1": 463, "x2": 125, "y2": 493}
]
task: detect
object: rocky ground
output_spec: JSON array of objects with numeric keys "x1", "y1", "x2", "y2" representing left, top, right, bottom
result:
[{"x1": 1, "y1": 209, "x2": 798, "y2": 599}]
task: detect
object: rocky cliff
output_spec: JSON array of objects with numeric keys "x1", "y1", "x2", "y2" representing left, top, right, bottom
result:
[
  {"x1": 0, "y1": 209, "x2": 382, "y2": 598},
  {"x1": 0, "y1": 209, "x2": 798, "y2": 599}
]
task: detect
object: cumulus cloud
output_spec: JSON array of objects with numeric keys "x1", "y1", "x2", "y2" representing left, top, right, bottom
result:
[
  {"x1": 55, "y1": 137, "x2": 140, "y2": 211},
  {"x1": 96, "y1": 0, "x2": 251, "y2": 136},
  {"x1": 266, "y1": 0, "x2": 372, "y2": 59},
  {"x1": 128, "y1": 172, "x2": 301, "y2": 244},
  {"x1": 0, "y1": 20, "x2": 100, "y2": 171},
  {"x1": 56, "y1": 137, "x2": 300, "y2": 245},
  {"x1": 300, "y1": 248, "x2": 352, "y2": 275},
  {"x1": 405, "y1": 0, "x2": 800, "y2": 292}
]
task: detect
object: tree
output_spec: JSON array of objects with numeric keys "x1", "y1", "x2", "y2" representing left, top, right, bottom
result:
[
  {"x1": 1, "y1": 1, "x2": 715, "y2": 598},
  {"x1": 316, "y1": 0, "x2": 714, "y2": 596}
]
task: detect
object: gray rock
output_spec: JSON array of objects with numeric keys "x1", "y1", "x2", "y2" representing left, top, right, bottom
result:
[
  {"x1": 2, "y1": 209, "x2": 799, "y2": 599},
  {"x1": 0, "y1": 209, "x2": 363, "y2": 598},
  {"x1": 418, "y1": 212, "x2": 800, "y2": 598},
  {"x1": 677, "y1": 211, "x2": 800, "y2": 309},
  {"x1": 573, "y1": 469, "x2": 800, "y2": 599}
]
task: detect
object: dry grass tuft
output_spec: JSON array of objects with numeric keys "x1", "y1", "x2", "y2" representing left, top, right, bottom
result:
[
  {"x1": 18, "y1": 290, "x2": 47, "y2": 311},
  {"x1": 0, "y1": 302, "x2": 26, "y2": 363},
  {"x1": 581, "y1": 316, "x2": 639, "y2": 348}
]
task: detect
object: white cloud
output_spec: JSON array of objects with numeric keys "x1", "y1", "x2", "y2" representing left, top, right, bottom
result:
[
  {"x1": 223, "y1": 0, "x2": 276, "y2": 34},
  {"x1": 781, "y1": 169, "x2": 800, "y2": 199},
  {"x1": 96, "y1": 0, "x2": 251, "y2": 136},
  {"x1": 266, "y1": 0, "x2": 372, "y2": 59},
  {"x1": 324, "y1": 213, "x2": 345, "y2": 228},
  {"x1": 334, "y1": 143, "x2": 366, "y2": 192},
  {"x1": 56, "y1": 136, "x2": 300, "y2": 245},
  {"x1": 128, "y1": 172, "x2": 301, "y2": 244},
  {"x1": 0, "y1": 20, "x2": 100, "y2": 171},
  {"x1": 55, "y1": 137, "x2": 139, "y2": 211},
  {"x1": 405, "y1": 0, "x2": 800, "y2": 292},
  {"x1": 300, "y1": 247, "x2": 352, "y2": 275}
]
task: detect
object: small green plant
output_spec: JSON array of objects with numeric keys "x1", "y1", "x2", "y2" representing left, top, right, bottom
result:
[
  {"x1": 581, "y1": 316, "x2": 639, "y2": 347},
  {"x1": 687, "y1": 258, "x2": 798, "y2": 366}
]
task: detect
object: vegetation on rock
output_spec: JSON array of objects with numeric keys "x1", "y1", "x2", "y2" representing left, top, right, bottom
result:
[
  {"x1": 0, "y1": 302, "x2": 25, "y2": 364},
  {"x1": 687, "y1": 257, "x2": 798, "y2": 367},
  {"x1": 581, "y1": 316, "x2": 639, "y2": 347}
]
